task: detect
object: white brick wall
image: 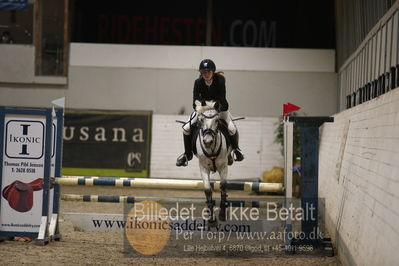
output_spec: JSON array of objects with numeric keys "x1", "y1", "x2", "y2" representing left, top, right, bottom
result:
[
  {"x1": 319, "y1": 88, "x2": 399, "y2": 266},
  {"x1": 150, "y1": 115, "x2": 283, "y2": 180}
]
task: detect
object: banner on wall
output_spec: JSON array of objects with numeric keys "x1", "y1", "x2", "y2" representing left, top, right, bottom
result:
[
  {"x1": 62, "y1": 110, "x2": 152, "y2": 177},
  {"x1": 0, "y1": 0, "x2": 28, "y2": 10}
]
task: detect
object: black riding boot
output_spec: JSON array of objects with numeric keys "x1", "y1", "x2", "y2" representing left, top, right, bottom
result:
[
  {"x1": 230, "y1": 132, "x2": 244, "y2": 162},
  {"x1": 176, "y1": 134, "x2": 193, "y2": 166}
]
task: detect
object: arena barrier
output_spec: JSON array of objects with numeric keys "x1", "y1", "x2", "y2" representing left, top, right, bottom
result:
[
  {"x1": 61, "y1": 193, "x2": 281, "y2": 208},
  {"x1": 55, "y1": 177, "x2": 283, "y2": 193}
]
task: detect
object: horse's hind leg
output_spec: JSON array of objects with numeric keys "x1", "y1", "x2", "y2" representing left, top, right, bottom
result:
[
  {"x1": 201, "y1": 167, "x2": 216, "y2": 227},
  {"x1": 218, "y1": 166, "x2": 228, "y2": 221},
  {"x1": 219, "y1": 180, "x2": 228, "y2": 221},
  {"x1": 204, "y1": 189, "x2": 217, "y2": 227}
]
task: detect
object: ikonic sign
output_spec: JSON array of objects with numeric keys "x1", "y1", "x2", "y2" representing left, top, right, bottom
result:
[
  {"x1": 0, "y1": 109, "x2": 53, "y2": 238},
  {"x1": 5, "y1": 121, "x2": 44, "y2": 159}
]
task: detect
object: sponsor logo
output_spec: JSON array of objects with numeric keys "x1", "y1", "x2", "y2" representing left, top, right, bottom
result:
[{"x1": 5, "y1": 120, "x2": 45, "y2": 159}]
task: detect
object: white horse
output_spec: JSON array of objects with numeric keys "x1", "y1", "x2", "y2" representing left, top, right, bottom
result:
[{"x1": 194, "y1": 102, "x2": 233, "y2": 226}]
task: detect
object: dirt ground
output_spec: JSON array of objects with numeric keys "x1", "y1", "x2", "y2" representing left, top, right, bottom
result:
[{"x1": 0, "y1": 186, "x2": 342, "y2": 265}]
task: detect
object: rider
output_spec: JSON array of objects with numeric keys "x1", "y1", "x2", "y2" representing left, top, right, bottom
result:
[{"x1": 176, "y1": 59, "x2": 244, "y2": 166}]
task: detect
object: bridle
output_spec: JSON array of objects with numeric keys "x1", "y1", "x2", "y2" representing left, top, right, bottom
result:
[
  {"x1": 198, "y1": 112, "x2": 222, "y2": 169},
  {"x1": 199, "y1": 112, "x2": 219, "y2": 144}
]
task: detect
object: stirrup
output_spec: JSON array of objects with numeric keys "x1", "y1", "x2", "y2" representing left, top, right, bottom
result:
[
  {"x1": 176, "y1": 153, "x2": 189, "y2": 167},
  {"x1": 233, "y1": 150, "x2": 244, "y2": 162}
]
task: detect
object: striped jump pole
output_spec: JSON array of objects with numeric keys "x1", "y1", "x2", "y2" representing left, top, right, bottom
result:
[
  {"x1": 61, "y1": 194, "x2": 280, "y2": 208},
  {"x1": 55, "y1": 177, "x2": 283, "y2": 193}
]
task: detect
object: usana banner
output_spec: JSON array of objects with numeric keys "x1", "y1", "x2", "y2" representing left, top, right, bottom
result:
[{"x1": 62, "y1": 109, "x2": 152, "y2": 177}]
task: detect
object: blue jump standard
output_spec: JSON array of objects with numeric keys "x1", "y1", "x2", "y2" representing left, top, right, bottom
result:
[{"x1": 288, "y1": 116, "x2": 334, "y2": 256}]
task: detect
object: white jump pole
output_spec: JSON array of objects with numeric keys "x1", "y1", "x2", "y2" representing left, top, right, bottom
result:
[
  {"x1": 54, "y1": 177, "x2": 283, "y2": 193},
  {"x1": 283, "y1": 115, "x2": 294, "y2": 252}
]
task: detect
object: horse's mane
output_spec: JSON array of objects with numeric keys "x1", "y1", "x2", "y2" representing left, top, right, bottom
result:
[
  {"x1": 195, "y1": 100, "x2": 219, "y2": 114},
  {"x1": 202, "y1": 109, "x2": 218, "y2": 118}
]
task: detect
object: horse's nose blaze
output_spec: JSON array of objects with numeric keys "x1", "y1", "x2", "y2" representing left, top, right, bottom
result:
[{"x1": 203, "y1": 134, "x2": 213, "y2": 146}]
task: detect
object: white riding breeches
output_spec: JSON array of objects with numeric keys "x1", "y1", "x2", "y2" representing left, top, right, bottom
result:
[{"x1": 182, "y1": 111, "x2": 237, "y2": 136}]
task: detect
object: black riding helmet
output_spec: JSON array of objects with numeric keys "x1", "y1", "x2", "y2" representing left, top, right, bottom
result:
[{"x1": 199, "y1": 59, "x2": 216, "y2": 72}]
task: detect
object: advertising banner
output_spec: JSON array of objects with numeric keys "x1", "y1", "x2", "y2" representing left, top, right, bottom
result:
[
  {"x1": 0, "y1": 108, "x2": 53, "y2": 238},
  {"x1": 0, "y1": 0, "x2": 28, "y2": 10},
  {"x1": 62, "y1": 110, "x2": 152, "y2": 177}
]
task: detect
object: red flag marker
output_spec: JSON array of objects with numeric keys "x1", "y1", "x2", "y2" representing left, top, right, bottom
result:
[{"x1": 283, "y1": 102, "x2": 301, "y2": 115}]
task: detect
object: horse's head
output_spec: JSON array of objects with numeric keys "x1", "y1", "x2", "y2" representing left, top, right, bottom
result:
[{"x1": 198, "y1": 108, "x2": 220, "y2": 148}]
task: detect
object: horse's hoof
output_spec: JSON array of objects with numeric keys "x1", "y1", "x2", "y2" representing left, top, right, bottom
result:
[
  {"x1": 219, "y1": 207, "x2": 227, "y2": 221},
  {"x1": 208, "y1": 219, "x2": 217, "y2": 228}
]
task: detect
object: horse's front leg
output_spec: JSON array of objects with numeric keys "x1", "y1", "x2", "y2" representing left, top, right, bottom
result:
[
  {"x1": 218, "y1": 164, "x2": 228, "y2": 221},
  {"x1": 200, "y1": 164, "x2": 216, "y2": 227}
]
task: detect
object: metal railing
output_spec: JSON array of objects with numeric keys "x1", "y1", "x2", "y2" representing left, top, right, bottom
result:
[{"x1": 339, "y1": 1, "x2": 399, "y2": 110}]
